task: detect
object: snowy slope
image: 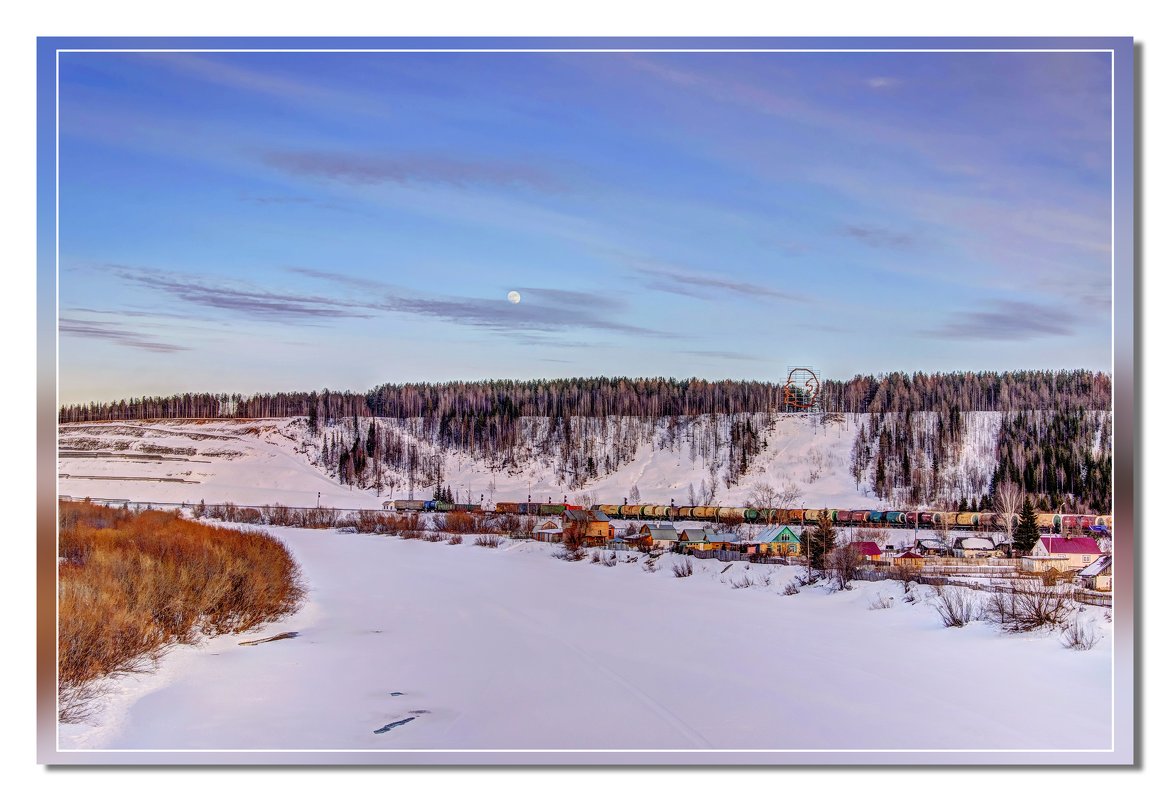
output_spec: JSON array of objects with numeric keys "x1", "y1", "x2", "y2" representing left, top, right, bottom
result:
[
  {"x1": 58, "y1": 528, "x2": 1113, "y2": 751},
  {"x1": 58, "y1": 414, "x2": 942, "y2": 511}
]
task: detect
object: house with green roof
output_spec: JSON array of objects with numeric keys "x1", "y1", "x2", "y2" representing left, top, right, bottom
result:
[{"x1": 752, "y1": 525, "x2": 801, "y2": 556}]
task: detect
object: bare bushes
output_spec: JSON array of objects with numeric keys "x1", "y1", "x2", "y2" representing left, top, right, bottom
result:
[
  {"x1": 889, "y1": 561, "x2": 921, "y2": 594},
  {"x1": 729, "y1": 572, "x2": 755, "y2": 589},
  {"x1": 196, "y1": 501, "x2": 342, "y2": 530},
  {"x1": 446, "y1": 533, "x2": 464, "y2": 545},
  {"x1": 421, "y1": 532, "x2": 444, "y2": 542},
  {"x1": 983, "y1": 581, "x2": 1074, "y2": 632},
  {"x1": 494, "y1": 513, "x2": 521, "y2": 536},
  {"x1": 1060, "y1": 615, "x2": 1102, "y2": 651},
  {"x1": 474, "y1": 533, "x2": 503, "y2": 548},
  {"x1": 672, "y1": 559, "x2": 694, "y2": 578},
  {"x1": 825, "y1": 545, "x2": 864, "y2": 591},
  {"x1": 783, "y1": 581, "x2": 800, "y2": 596},
  {"x1": 594, "y1": 551, "x2": 617, "y2": 567},
  {"x1": 933, "y1": 586, "x2": 983, "y2": 628},
  {"x1": 58, "y1": 501, "x2": 305, "y2": 722},
  {"x1": 434, "y1": 511, "x2": 485, "y2": 536},
  {"x1": 868, "y1": 594, "x2": 894, "y2": 610}
]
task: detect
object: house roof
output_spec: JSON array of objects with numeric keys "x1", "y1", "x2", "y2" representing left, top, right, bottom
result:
[
  {"x1": 916, "y1": 539, "x2": 946, "y2": 549},
  {"x1": 639, "y1": 523, "x2": 677, "y2": 532},
  {"x1": 649, "y1": 529, "x2": 679, "y2": 541},
  {"x1": 1078, "y1": 555, "x2": 1112, "y2": 577},
  {"x1": 680, "y1": 528, "x2": 715, "y2": 541},
  {"x1": 706, "y1": 532, "x2": 739, "y2": 543},
  {"x1": 955, "y1": 537, "x2": 995, "y2": 550},
  {"x1": 756, "y1": 526, "x2": 799, "y2": 543},
  {"x1": 847, "y1": 541, "x2": 883, "y2": 556},
  {"x1": 1039, "y1": 536, "x2": 1101, "y2": 555},
  {"x1": 565, "y1": 509, "x2": 611, "y2": 523},
  {"x1": 894, "y1": 549, "x2": 923, "y2": 560}
]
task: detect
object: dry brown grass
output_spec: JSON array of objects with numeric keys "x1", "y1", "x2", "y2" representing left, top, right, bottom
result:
[{"x1": 58, "y1": 501, "x2": 305, "y2": 722}]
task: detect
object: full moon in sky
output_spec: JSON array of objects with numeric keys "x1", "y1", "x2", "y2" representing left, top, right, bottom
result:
[{"x1": 507, "y1": 291, "x2": 521, "y2": 304}]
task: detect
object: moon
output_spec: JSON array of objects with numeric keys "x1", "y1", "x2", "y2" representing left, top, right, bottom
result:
[{"x1": 507, "y1": 290, "x2": 521, "y2": 304}]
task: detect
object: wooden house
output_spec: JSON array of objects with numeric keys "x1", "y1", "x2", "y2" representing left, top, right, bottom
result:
[
  {"x1": 753, "y1": 526, "x2": 801, "y2": 556},
  {"x1": 640, "y1": 524, "x2": 680, "y2": 550},
  {"x1": 678, "y1": 528, "x2": 718, "y2": 550},
  {"x1": 846, "y1": 540, "x2": 883, "y2": 561},
  {"x1": 950, "y1": 536, "x2": 997, "y2": 558},
  {"x1": 914, "y1": 538, "x2": 948, "y2": 556},
  {"x1": 892, "y1": 549, "x2": 926, "y2": 569},
  {"x1": 1029, "y1": 536, "x2": 1102, "y2": 572},
  {"x1": 564, "y1": 508, "x2": 615, "y2": 544}
]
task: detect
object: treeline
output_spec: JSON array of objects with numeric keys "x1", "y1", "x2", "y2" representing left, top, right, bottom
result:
[
  {"x1": 59, "y1": 370, "x2": 1111, "y2": 423},
  {"x1": 990, "y1": 410, "x2": 1112, "y2": 514}
]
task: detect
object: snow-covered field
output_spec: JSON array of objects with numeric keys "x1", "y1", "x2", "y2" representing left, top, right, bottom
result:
[
  {"x1": 56, "y1": 417, "x2": 1114, "y2": 755},
  {"x1": 59, "y1": 527, "x2": 1112, "y2": 752}
]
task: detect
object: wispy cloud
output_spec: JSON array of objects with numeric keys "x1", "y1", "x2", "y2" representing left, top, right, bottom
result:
[
  {"x1": 865, "y1": 76, "x2": 901, "y2": 90},
  {"x1": 109, "y1": 266, "x2": 374, "y2": 321},
  {"x1": 628, "y1": 261, "x2": 808, "y2": 303},
  {"x1": 842, "y1": 225, "x2": 914, "y2": 250},
  {"x1": 922, "y1": 300, "x2": 1076, "y2": 341},
  {"x1": 261, "y1": 150, "x2": 564, "y2": 193},
  {"x1": 114, "y1": 264, "x2": 660, "y2": 338},
  {"x1": 59, "y1": 317, "x2": 190, "y2": 353}
]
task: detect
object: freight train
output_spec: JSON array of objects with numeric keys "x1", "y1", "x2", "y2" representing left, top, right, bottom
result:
[
  {"x1": 390, "y1": 498, "x2": 1110, "y2": 534},
  {"x1": 581, "y1": 504, "x2": 1107, "y2": 533}
]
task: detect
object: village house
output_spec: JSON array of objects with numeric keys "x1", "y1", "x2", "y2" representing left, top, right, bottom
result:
[
  {"x1": 564, "y1": 508, "x2": 615, "y2": 545},
  {"x1": 950, "y1": 536, "x2": 998, "y2": 558},
  {"x1": 1078, "y1": 555, "x2": 1112, "y2": 592},
  {"x1": 914, "y1": 538, "x2": 948, "y2": 556},
  {"x1": 892, "y1": 549, "x2": 926, "y2": 569},
  {"x1": 706, "y1": 531, "x2": 740, "y2": 551},
  {"x1": 845, "y1": 540, "x2": 883, "y2": 562},
  {"x1": 752, "y1": 525, "x2": 801, "y2": 556},
  {"x1": 639, "y1": 523, "x2": 680, "y2": 550},
  {"x1": 533, "y1": 518, "x2": 563, "y2": 544},
  {"x1": 1027, "y1": 536, "x2": 1103, "y2": 572},
  {"x1": 678, "y1": 527, "x2": 719, "y2": 551}
]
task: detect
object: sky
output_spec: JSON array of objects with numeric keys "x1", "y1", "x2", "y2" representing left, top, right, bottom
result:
[{"x1": 55, "y1": 47, "x2": 1115, "y2": 405}]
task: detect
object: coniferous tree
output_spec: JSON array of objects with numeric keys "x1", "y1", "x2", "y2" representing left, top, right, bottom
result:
[
  {"x1": 801, "y1": 509, "x2": 836, "y2": 570},
  {"x1": 1016, "y1": 497, "x2": 1041, "y2": 554}
]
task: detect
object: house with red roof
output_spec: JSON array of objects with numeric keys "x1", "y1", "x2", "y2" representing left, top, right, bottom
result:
[
  {"x1": 846, "y1": 540, "x2": 883, "y2": 562},
  {"x1": 1025, "y1": 536, "x2": 1102, "y2": 573}
]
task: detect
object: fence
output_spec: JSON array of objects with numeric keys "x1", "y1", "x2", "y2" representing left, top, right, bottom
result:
[{"x1": 854, "y1": 568, "x2": 1112, "y2": 607}]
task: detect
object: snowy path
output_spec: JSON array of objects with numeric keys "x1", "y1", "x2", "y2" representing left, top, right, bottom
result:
[{"x1": 59, "y1": 530, "x2": 1113, "y2": 752}]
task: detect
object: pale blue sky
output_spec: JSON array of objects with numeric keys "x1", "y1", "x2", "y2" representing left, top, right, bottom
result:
[{"x1": 56, "y1": 49, "x2": 1114, "y2": 404}]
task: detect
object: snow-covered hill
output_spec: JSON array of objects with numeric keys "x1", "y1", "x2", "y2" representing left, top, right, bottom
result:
[{"x1": 57, "y1": 413, "x2": 1006, "y2": 511}]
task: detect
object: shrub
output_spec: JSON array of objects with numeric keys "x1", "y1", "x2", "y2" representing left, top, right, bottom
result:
[
  {"x1": 57, "y1": 501, "x2": 305, "y2": 722},
  {"x1": 1060, "y1": 615, "x2": 1102, "y2": 651},
  {"x1": 597, "y1": 551, "x2": 617, "y2": 567},
  {"x1": 474, "y1": 533, "x2": 503, "y2": 548},
  {"x1": 642, "y1": 558, "x2": 658, "y2": 573},
  {"x1": 783, "y1": 581, "x2": 800, "y2": 596},
  {"x1": 672, "y1": 560, "x2": 694, "y2": 578},
  {"x1": 934, "y1": 586, "x2": 982, "y2": 628},
  {"x1": 447, "y1": 533, "x2": 463, "y2": 545},
  {"x1": 984, "y1": 581, "x2": 1074, "y2": 632},
  {"x1": 729, "y1": 572, "x2": 755, "y2": 589},
  {"x1": 421, "y1": 532, "x2": 443, "y2": 542},
  {"x1": 868, "y1": 594, "x2": 894, "y2": 610}
]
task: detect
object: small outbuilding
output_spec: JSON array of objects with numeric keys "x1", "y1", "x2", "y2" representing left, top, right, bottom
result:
[{"x1": 1078, "y1": 555, "x2": 1112, "y2": 592}]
